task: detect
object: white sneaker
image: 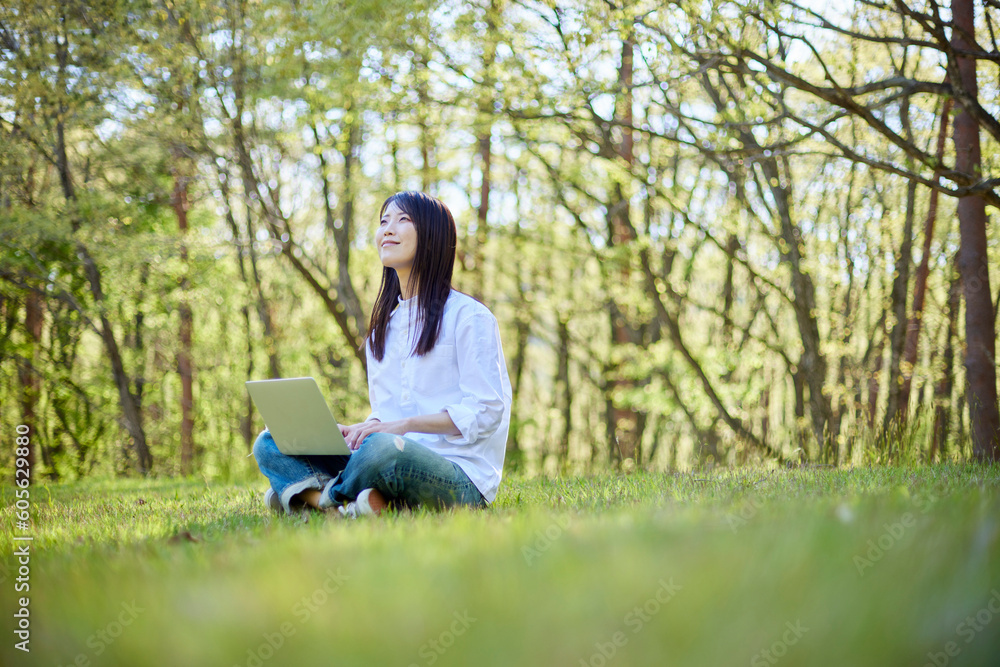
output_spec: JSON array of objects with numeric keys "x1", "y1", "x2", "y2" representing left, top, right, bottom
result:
[
  {"x1": 264, "y1": 488, "x2": 282, "y2": 513},
  {"x1": 264, "y1": 487, "x2": 310, "y2": 515},
  {"x1": 338, "y1": 488, "x2": 377, "y2": 518}
]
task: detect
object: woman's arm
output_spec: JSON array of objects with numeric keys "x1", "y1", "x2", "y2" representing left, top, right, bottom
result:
[
  {"x1": 340, "y1": 413, "x2": 460, "y2": 450},
  {"x1": 440, "y1": 311, "x2": 509, "y2": 445}
]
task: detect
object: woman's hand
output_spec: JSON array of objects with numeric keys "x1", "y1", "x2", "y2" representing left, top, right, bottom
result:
[
  {"x1": 339, "y1": 419, "x2": 408, "y2": 451},
  {"x1": 339, "y1": 413, "x2": 461, "y2": 450}
]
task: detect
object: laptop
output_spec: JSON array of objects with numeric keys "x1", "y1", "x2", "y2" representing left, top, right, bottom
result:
[{"x1": 246, "y1": 377, "x2": 352, "y2": 455}]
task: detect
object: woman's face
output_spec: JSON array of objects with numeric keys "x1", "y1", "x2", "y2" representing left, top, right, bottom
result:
[{"x1": 376, "y1": 201, "x2": 418, "y2": 272}]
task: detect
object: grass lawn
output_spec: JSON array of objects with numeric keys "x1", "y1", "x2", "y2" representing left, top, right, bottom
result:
[{"x1": 2, "y1": 464, "x2": 999, "y2": 667}]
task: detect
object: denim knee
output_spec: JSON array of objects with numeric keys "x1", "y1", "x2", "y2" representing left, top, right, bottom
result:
[
  {"x1": 252, "y1": 429, "x2": 278, "y2": 466},
  {"x1": 355, "y1": 432, "x2": 407, "y2": 470}
]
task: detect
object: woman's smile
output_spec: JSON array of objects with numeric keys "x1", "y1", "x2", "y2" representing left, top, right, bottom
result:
[{"x1": 376, "y1": 202, "x2": 417, "y2": 270}]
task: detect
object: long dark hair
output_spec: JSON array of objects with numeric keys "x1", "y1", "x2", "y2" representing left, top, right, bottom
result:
[{"x1": 367, "y1": 191, "x2": 457, "y2": 361}]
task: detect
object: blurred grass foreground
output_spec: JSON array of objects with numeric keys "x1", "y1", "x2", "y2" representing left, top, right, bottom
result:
[{"x1": 2, "y1": 465, "x2": 999, "y2": 667}]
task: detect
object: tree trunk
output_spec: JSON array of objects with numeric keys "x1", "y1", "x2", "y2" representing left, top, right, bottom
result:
[
  {"x1": 661, "y1": 369, "x2": 720, "y2": 464},
  {"x1": 173, "y1": 167, "x2": 195, "y2": 474},
  {"x1": 95, "y1": 276, "x2": 153, "y2": 474},
  {"x1": 761, "y1": 367, "x2": 770, "y2": 455},
  {"x1": 868, "y1": 335, "x2": 884, "y2": 429},
  {"x1": 721, "y1": 233, "x2": 738, "y2": 343},
  {"x1": 505, "y1": 181, "x2": 529, "y2": 473},
  {"x1": 697, "y1": 69, "x2": 832, "y2": 455},
  {"x1": 883, "y1": 98, "x2": 917, "y2": 429},
  {"x1": 604, "y1": 379, "x2": 619, "y2": 464},
  {"x1": 335, "y1": 119, "x2": 369, "y2": 341},
  {"x1": 230, "y1": 108, "x2": 365, "y2": 369},
  {"x1": 226, "y1": 18, "x2": 287, "y2": 380},
  {"x1": 132, "y1": 263, "x2": 149, "y2": 451},
  {"x1": 637, "y1": 245, "x2": 784, "y2": 461},
  {"x1": 831, "y1": 163, "x2": 860, "y2": 456},
  {"x1": 507, "y1": 312, "x2": 529, "y2": 472},
  {"x1": 218, "y1": 170, "x2": 256, "y2": 448},
  {"x1": 930, "y1": 261, "x2": 961, "y2": 461},
  {"x1": 54, "y1": 26, "x2": 150, "y2": 473},
  {"x1": 244, "y1": 204, "x2": 281, "y2": 379},
  {"x1": 768, "y1": 156, "x2": 833, "y2": 454},
  {"x1": 473, "y1": 128, "x2": 492, "y2": 301},
  {"x1": 472, "y1": 1, "x2": 498, "y2": 302},
  {"x1": 18, "y1": 292, "x2": 43, "y2": 481},
  {"x1": 390, "y1": 126, "x2": 401, "y2": 192},
  {"x1": 951, "y1": 0, "x2": 1000, "y2": 461},
  {"x1": 900, "y1": 97, "x2": 952, "y2": 418},
  {"x1": 607, "y1": 34, "x2": 644, "y2": 464},
  {"x1": 556, "y1": 315, "x2": 572, "y2": 469},
  {"x1": 313, "y1": 118, "x2": 368, "y2": 355},
  {"x1": 417, "y1": 55, "x2": 434, "y2": 194}
]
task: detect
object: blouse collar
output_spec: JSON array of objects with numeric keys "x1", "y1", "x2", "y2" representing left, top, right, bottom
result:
[{"x1": 396, "y1": 294, "x2": 417, "y2": 312}]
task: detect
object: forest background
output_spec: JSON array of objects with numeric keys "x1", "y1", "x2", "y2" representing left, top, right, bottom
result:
[{"x1": 2, "y1": 0, "x2": 999, "y2": 482}]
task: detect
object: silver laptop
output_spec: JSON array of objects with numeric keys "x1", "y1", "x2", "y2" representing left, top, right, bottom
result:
[{"x1": 246, "y1": 377, "x2": 352, "y2": 455}]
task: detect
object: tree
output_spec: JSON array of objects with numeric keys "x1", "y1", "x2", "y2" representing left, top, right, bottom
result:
[
  {"x1": 1, "y1": 1, "x2": 155, "y2": 473},
  {"x1": 672, "y1": 0, "x2": 998, "y2": 459}
]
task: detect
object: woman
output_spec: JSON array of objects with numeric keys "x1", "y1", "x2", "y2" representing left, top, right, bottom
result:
[{"x1": 253, "y1": 191, "x2": 512, "y2": 516}]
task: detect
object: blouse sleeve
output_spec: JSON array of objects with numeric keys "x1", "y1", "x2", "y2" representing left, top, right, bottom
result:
[
  {"x1": 442, "y1": 311, "x2": 509, "y2": 446},
  {"x1": 365, "y1": 340, "x2": 381, "y2": 423}
]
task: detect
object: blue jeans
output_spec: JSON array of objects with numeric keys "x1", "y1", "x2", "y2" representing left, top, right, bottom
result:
[{"x1": 252, "y1": 430, "x2": 486, "y2": 514}]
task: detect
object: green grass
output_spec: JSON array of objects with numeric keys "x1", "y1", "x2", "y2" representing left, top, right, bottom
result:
[{"x1": 2, "y1": 465, "x2": 999, "y2": 667}]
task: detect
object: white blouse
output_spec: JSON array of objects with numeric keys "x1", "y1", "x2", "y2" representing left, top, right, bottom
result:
[{"x1": 365, "y1": 290, "x2": 512, "y2": 504}]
